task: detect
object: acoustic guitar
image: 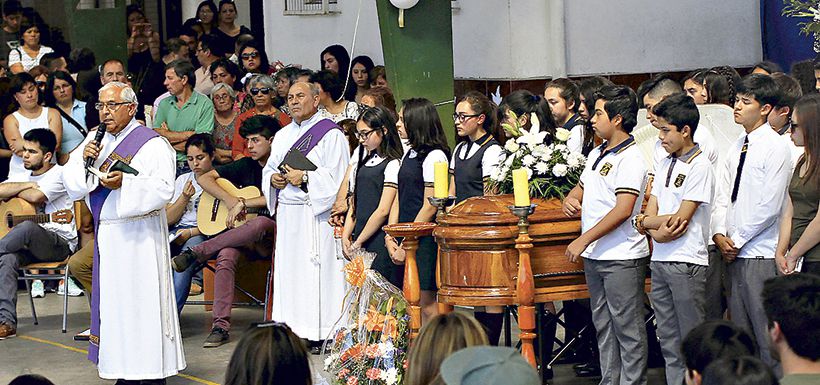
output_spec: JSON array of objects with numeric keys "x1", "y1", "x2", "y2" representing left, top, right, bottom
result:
[
  {"x1": 197, "y1": 178, "x2": 269, "y2": 236},
  {"x1": 0, "y1": 198, "x2": 74, "y2": 238}
]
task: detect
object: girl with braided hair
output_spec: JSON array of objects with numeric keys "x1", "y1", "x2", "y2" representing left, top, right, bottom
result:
[{"x1": 704, "y1": 66, "x2": 742, "y2": 107}]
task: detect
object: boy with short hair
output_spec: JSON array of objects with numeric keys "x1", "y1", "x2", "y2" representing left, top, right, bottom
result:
[
  {"x1": 769, "y1": 72, "x2": 804, "y2": 164},
  {"x1": 712, "y1": 73, "x2": 793, "y2": 371},
  {"x1": 563, "y1": 85, "x2": 649, "y2": 385},
  {"x1": 637, "y1": 93, "x2": 714, "y2": 385}
]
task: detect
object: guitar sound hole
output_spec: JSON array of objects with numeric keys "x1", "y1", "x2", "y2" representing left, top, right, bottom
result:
[{"x1": 5, "y1": 214, "x2": 12, "y2": 228}]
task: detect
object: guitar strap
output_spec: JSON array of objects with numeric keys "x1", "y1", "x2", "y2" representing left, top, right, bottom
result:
[{"x1": 86, "y1": 125, "x2": 158, "y2": 365}]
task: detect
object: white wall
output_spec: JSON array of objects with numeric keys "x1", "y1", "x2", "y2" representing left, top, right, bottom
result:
[
  {"x1": 261, "y1": 1, "x2": 384, "y2": 70},
  {"x1": 564, "y1": 0, "x2": 762, "y2": 76}
]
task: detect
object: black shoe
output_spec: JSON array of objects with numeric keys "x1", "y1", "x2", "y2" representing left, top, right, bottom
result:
[
  {"x1": 574, "y1": 361, "x2": 601, "y2": 377},
  {"x1": 203, "y1": 327, "x2": 229, "y2": 348},
  {"x1": 171, "y1": 249, "x2": 199, "y2": 273}
]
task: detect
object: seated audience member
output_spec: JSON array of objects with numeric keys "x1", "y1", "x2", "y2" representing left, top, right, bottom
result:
[
  {"x1": 213, "y1": 0, "x2": 251, "y2": 57},
  {"x1": 682, "y1": 320, "x2": 758, "y2": 385},
  {"x1": 223, "y1": 322, "x2": 311, "y2": 385},
  {"x1": 171, "y1": 115, "x2": 280, "y2": 348},
  {"x1": 45, "y1": 70, "x2": 87, "y2": 164},
  {"x1": 154, "y1": 59, "x2": 215, "y2": 175},
  {"x1": 231, "y1": 74, "x2": 289, "y2": 160},
  {"x1": 162, "y1": 38, "x2": 190, "y2": 65},
  {"x1": 273, "y1": 66, "x2": 300, "y2": 113},
  {"x1": 167, "y1": 134, "x2": 215, "y2": 313},
  {"x1": 439, "y1": 346, "x2": 540, "y2": 385},
  {"x1": 370, "y1": 65, "x2": 388, "y2": 88},
  {"x1": 39, "y1": 52, "x2": 66, "y2": 73},
  {"x1": 209, "y1": 58, "x2": 250, "y2": 113},
  {"x1": 9, "y1": 19, "x2": 53, "y2": 74},
  {"x1": 210, "y1": 82, "x2": 238, "y2": 164},
  {"x1": 701, "y1": 356, "x2": 778, "y2": 385},
  {"x1": 0, "y1": 1, "x2": 23, "y2": 69},
  {"x1": 193, "y1": 34, "x2": 222, "y2": 95},
  {"x1": 361, "y1": 85, "x2": 397, "y2": 115},
  {"x1": 406, "y1": 312, "x2": 489, "y2": 385},
  {"x1": 238, "y1": 40, "x2": 272, "y2": 77},
  {"x1": 28, "y1": 64, "x2": 48, "y2": 95},
  {"x1": 295, "y1": 68, "x2": 313, "y2": 84},
  {"x1": 0, "y1": 129, "x2": 77, "y2": 339},
  {"x1": 350, "y1": 55, "x2": 375, "y2": 103},
  {"x1": 776, "y1": 94, "x2": 820, "y2": 275},
  {"x1": 311, "y1": 70, "x2": 359, "y2": 123},
  {"x1": 752, "y1": 60, "x2": 783, "y2": 76},
  {"x1": 84, "y1": 59, "x2": 146, "y2": 129},
  {"x1": 762, "y1": 274, "x2": 820, "y2": 384},
  {"x1": 769, "y1": 72, "x2": 804, "y2": 164},
  {"x1": 194, "y1": 1, "x2": 217, "y2": 36},
  {"x1": 229, "y1": 33, "x2": 253, "y2": 64}
]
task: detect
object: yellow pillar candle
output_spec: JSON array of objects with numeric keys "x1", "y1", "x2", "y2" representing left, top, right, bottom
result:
[
  {"x1": 512, "y1": 168, "x2": 530, "y2": 206},
  {"x1": 434, "y1": 161, "x2": 449, "y2": 198}
]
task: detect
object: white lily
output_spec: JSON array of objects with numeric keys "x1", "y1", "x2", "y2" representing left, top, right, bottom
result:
[
  {"x1": 555, "y1": 127, "x2": 571, "y2": 142},
  {"x1": 515, "y1": 113, "x2": 548, "y2": 146}
]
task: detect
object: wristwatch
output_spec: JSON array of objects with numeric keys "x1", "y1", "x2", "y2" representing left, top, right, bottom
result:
[{"x1": 301, "y1": 171, "x2": 309, "y2": 185}]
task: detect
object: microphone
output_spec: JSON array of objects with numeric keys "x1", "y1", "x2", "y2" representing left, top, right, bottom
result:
[{"x1": 85, "y1": 123, "x2": 107, "y2": 172}]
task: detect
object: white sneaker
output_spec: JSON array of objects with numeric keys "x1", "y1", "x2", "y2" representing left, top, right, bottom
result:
[
  {"x1": 31, "y1": 280, "x2": 45, "y2": 298},
  {"x1": 57, "y1": 278, "x2": 84, "y2": 297}
]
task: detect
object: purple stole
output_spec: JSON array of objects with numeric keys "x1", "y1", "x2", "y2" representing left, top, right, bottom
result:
[{"x1": 87, "y1": 125, "x2": 159, "y2": 364}]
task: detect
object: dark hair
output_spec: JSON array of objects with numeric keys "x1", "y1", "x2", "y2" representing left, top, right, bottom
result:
[
  {"x1": 593, "y1": 85, "x2": 639, "y2": 133},
  {"x1": 218, "y1": 0, "x2": 239, "y2": 15},
  {"x1": 310, "y1": 70, "x2": 345, "y2": 102},
  {"x1": 794, "y1": 94, "x2": 820, "y2": 188},
  {"x1": 753, "y1": 60, "x2": 783, "y2": 75},
  {"x1": 362, "y1": 86, "x2": 397, "y2": 116},
  {"x1": 275, "y1": 66, "x2": 301, "y2": 85},
  {"x1": 637, "y1": 73, "x2": 683, "y2": 104},
  {"x1": 209, "y1": 58, "x2": 241, "y2": 89},
  {"x1": 701, "y1": 356, "x2": 778, "y2": 385},
  {"x1": 197, "y1": 1, "x2": 218, "y2": 27},
  {"x1": 401, "y1": 97, "x2": 450, "y2": 160},
  {"x1": 736, "y1": 73, "x2": 780, "y2": 108},
  {"x1": 296, "y1": 68, "x2": 314, "y2": 80},
  {"x1": 578, "y1": 76, "x2": 613, "y2": 155},
  {"x1": 762, "y1": 273, "x2": 820, "y2": 361},
  {"x1": 545, "y1": 78, "x2": 580, "y2": 114},
  {"x1": 10, "y1": 71, "x2": 35, "y2": 95},
  {"x1": 165, "y1": 38, "x2": 188, "y2": 57},
  {"x1": 2, "y1": 0, "x2": 22, "y2": 17},
  {"x1": 682, "y1": 320, "x2": 757, "y2": 374},
  {"x1": 338, "y1": 118, "x2": 358, "y2": 154},
  {"x1": 224, "y1": 323, "x2": 311, "y2": 385},
  {"x1": 369, "y1": 65, "x2": 386, "y2": 85},
  {"x1": 320, "y1": 44, "x2": 356, "y2": 101},
  {"x1": 44, "y1": 70, "x2": 80, "y2": 106},
  {"x1": 651, "y1": 93, "x2": 699, "y2": 135},
  {"x1": 101, "y1": 58, "x2": 125, "y2": 74},
  {"x1": 125, "y1": 5, "x2": 148, "y2": 36},
  {"x1": 457, "y1": 90, "x2": 500, "y2": 141},
  {"x1": 199, "y1": 33, "x2": 225, "y2": 58},
  {"x1": 9, "y1": 374, "x2": 54, "y2": 385},
  {"x1": 238, "y1": 40, "x2": 270, "y2": 75},
  {"x1": 682, "y1": 68, "x2": 707, "y2": 88},
  {"x1": 185, "y1": 133, "x2": 215, "y2": 156},
  {"x1": 351, "y1": 55, "x2": 375, "y2": 87},
  {"x1": 771, "y1": 72, "x2": 803, "y2": 111},
  {"x1": 790, "y1": 59, "x2": 819, "y2": 96},
  {"x1": 239, "y1": 114, "x2": 280, "y2": 139},
  {"x1": 165, "y1": 59, "x2": 196, "y2": 89},
  {"x1": 499, "y1": 89, "x2": 556, "y2": 142},
  {"x1": 23, "y1": 128, "x2": 57, "y2": 155},
  {"x1": 69, "y1": 47, "x2": 95, "y2": 73},
  {"x1": 704, "y1": 66, "x2": 741, "y2": 106},
  {"x1": 17, "y1": 19, "x2": 42, "y2": 45},
  {"x1": 39, "y1": 52, "x2": 63, "y2": 72},
  {"x1": 814, "y1": 59, "x2": 820, "y2": 70},
  {"x1": 358, "y1": 105, "x2": 404, "y2": 162}
]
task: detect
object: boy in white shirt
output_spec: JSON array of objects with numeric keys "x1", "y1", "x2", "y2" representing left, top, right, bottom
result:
[
  {"x1": 563, "y1": 85, "x2": 650, "y2": 385},
  {"x1": 712, "y1": 74, "x2": 793, "y2": 371},
  {"x1": 637, "y1": 94, "x2": 714, "y2": 385}
]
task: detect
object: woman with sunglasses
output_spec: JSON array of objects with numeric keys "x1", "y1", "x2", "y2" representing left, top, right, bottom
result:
[
  {"x1": 341, "y1": 106, "x2": 404, "y2": 287},
  {"x1": 237, "y1": 39, "x2": 272, "y2": 77},
  {"x1": 3, "y1": 72, "x2": 62, "y2": 179},
  {"x1": 231, "y1": 74, "x2": 289, "y2": 160}
]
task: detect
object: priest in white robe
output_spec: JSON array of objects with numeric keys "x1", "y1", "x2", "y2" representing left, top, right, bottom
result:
[
  {"x1": 63, "y1": 82, "x2": 185, "y2": 382},
  {"x1": 262, "y1": 82, "x2": 349, "y2": 345}
]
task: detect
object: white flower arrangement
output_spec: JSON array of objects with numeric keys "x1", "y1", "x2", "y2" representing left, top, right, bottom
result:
[{"x1": 487, "y1": 111, "x2": 586, "y2": 200}]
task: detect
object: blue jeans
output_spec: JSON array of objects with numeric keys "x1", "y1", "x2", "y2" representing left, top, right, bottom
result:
[{"x1": 170, "y1": 227, "x2": 206, "y2": 314}]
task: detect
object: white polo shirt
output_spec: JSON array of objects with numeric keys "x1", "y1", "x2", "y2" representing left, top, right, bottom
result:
[
  {"x1": 580, "y1": 136, "x2": 649, "y2": 260},
  {"x1": 650, "y1": 145, "x2": 714, "y2": 265},
  {"x1": 712, "y1": 123, "x2": 792, "y2": 259}
]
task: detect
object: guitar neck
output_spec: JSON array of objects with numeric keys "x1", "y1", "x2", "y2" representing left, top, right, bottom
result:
[
  {"x1": 247, "y1": 207, "x2": 269, "y2": 215},
  {"x1": 10, "y1": 214, "x2": 53, "y2": 226}
]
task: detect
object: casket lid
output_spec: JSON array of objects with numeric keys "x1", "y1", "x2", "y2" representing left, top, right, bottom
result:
[{"x1": 441, "y1": 195, "x2": 575, "y2": 226}]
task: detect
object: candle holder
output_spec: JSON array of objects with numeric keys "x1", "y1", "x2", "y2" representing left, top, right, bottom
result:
[
  {"x1": 508, "y1": 203, "x2": 538, "y2": 369},
  {"x1": 428, "y1": 196, "x2": 455, "y2": 222}
]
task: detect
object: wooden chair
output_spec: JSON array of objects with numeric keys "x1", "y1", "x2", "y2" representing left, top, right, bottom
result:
[{"x1": 16, "y1": 201, "x2": 83, "y2": 333}]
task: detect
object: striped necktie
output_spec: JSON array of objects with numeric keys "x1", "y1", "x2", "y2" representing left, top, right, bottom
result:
[{"x1": 730, "y1": 136, "x2": 748, "y2": 203}]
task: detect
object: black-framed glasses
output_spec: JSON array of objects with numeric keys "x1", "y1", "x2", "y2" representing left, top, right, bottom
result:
[
  {"x1": 453, "y1": 112, "x2": 481, "y2": 122},
  {"x1": 94, "y1": 102, "x2": 132, "y2": 111},
  {"x1": 241, "y1": 52, "x2": 259, "y2": 60},
  {"x1": 250, "y1": 87, "x2": 271, "y2": 96},
  {"x1": 354, "y1": 128, "x2": 379, "y2": 140}
]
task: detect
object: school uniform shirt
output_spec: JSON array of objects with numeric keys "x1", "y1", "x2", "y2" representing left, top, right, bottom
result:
[
  {"x1": 564, "y1": 114, "x2": 586, "y2": 154},
  {"x1": 712, "y1": 123, "x2": 793, "y2": 259},
  {"x1": 580, "y1": 136, "x2": 649, "y2": 260},
  {"x1": 349, "y1": 153, "x2": 401, "y2": 192},
  {"x1": 651, "y1": 124, "x2": 718, "y2": 172},
  {"x1": 170, "y1": 171, "x2": 203, "y2": 228},
  {"x1": 650, "y1": 145, "x2": 715, "y2": 265},
  {"x1": 449, "y1": 133, "x2": 502, "y2": 203},
  {"x1": 777, "y1": 123, "x2": 803, "y2": 169}
]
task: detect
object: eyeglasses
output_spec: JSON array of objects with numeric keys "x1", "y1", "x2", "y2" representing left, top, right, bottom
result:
[
  {"x1": 354, "y1": 128, "x2": 379, "y2": 140},
  {"x1": 453, "y1": 112, "x2": 481, "y2": 122},
  {"x1": 94, "y1": 102, "x2": 132, "y2": 111},
  {"x1": 212, "y1": 93, "x2": 233, "y2": 101},
  {"x1": 250, "y1": 87, "x2": 271, "y2": 96},
  {"x1": 241, "y1": 52, "x2": 259, "y2": 60}
]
